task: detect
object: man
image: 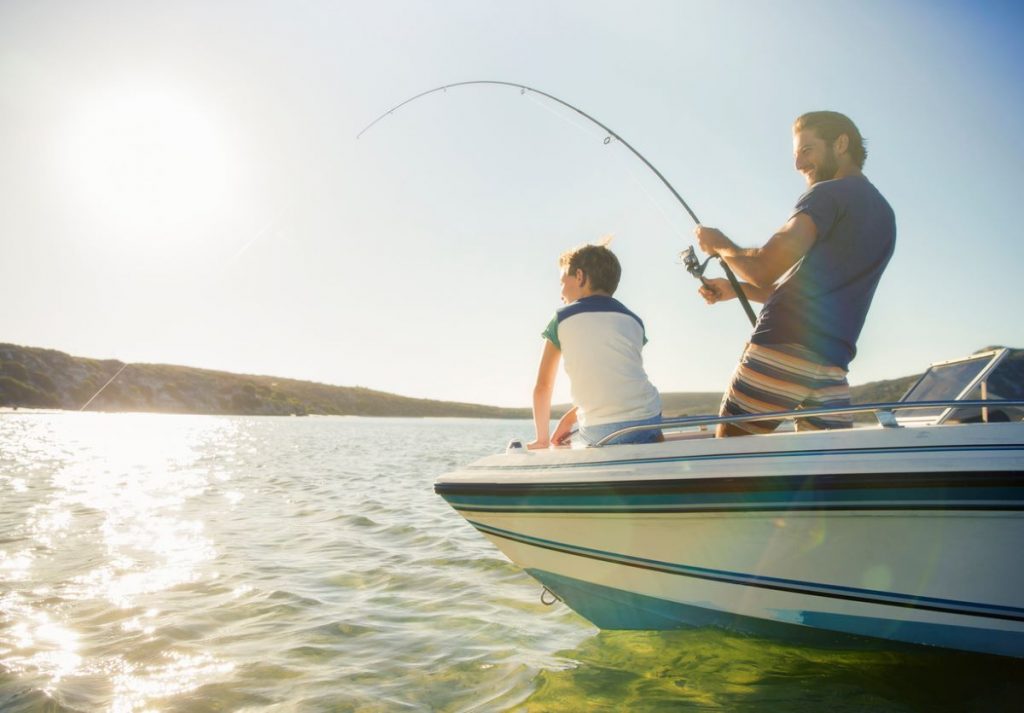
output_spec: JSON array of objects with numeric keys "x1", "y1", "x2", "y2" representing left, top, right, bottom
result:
[{"x1": 696, "y1": 111, "x2": 896, "y2": 437}]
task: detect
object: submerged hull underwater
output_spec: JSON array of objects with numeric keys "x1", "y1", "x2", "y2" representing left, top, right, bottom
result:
[{"x1": 435, "y1": 421, "x2": 1024, "y2": 658}]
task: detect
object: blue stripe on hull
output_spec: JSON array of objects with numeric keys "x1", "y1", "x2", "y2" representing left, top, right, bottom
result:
[
  {"x1": 474, "y1": 522, "x2": 1024, "y2": 622},
  {"x1": 437, "y1": 471, "x2": 1024, "y2": 512},
  {"x1": 527, "y1": 569, "x2": 1024, "y2": 658}
]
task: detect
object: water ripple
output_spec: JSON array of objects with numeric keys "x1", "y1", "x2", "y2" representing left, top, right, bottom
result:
[{"x1": 2, "y1": 413, "x2": 1021, "y2": 712}]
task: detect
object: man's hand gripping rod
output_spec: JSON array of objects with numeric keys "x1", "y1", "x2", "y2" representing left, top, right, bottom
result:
[{"x1": 680, "y1": 247, "x2": 758, "y2": 327}]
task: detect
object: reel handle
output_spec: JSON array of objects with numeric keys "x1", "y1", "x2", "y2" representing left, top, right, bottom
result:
[{"x1": 680, "y1": 246, "x2": 757, "y2": 327}]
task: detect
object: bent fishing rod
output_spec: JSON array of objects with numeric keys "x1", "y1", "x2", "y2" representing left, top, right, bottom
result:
[{"x1": 357, "y1": 80, "x2": 757, "y2": 327}]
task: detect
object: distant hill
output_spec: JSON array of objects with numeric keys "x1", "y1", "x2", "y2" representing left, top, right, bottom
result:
[
  {"x1": 659, "y1": 392, "x2": 724, "y2": 418},
  {"x1": 850, "y1": 345, "x2": 1024, "y2": 402},
  {"x1": 658, "y1": 345, "x2": 1024, "y2": 419},
  {"x1": 0, "y1": 343, "x2": 530, "y2": 418},
  {"x1": 1, "y1": 343, "x2": 1020, "y2": 419}
]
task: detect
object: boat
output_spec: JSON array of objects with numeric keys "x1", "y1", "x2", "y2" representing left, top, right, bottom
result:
[{"x1": 434, "y1": 349, "x2": 1024, "y2": 658}]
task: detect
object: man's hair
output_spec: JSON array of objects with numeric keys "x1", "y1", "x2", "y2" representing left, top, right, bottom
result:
[
  {"x1": 793, "y1": 111, "x2": 868, "y2": 169},
  {"x1": 559, "y1": 243, "x2": 621, "y2": 294}
]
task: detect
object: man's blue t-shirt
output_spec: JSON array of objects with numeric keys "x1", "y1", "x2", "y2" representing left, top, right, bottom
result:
[{"x1": 751, "y1": 175, "x2": 896, "y2": 370}]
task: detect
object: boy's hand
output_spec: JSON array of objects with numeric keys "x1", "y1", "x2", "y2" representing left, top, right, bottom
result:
[{"x1": 550, "y1": 406, "x2": 578, "y2": 446}]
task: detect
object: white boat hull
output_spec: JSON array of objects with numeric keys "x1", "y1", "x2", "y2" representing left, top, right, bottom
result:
[{"x1": 435, "y1": 423, "x2": 1024, "y2": 657}]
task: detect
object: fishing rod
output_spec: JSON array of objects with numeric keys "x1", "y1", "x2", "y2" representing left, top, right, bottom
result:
[{"x1": 357, "y1": 80, "x2": 757, "y2": 327}]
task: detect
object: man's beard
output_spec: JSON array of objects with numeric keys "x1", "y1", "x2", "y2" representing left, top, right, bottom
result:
[{"x1": 811, "y1": 147, "x2": 839, "y2": 184}]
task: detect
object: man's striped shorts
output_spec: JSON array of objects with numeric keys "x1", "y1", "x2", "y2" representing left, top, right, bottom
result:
[{"x1": 719, "y1": 342, "x2": 853, "y2": 434}]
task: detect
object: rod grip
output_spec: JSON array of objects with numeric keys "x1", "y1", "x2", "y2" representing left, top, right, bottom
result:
[{"x1": 718, "y1": 259, "x2": 758, "y2": 327}]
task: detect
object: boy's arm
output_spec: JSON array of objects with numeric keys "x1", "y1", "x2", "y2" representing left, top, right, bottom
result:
[
  {"x1": 551, "y1": 406, "x2": 578, "y2": 445},
  {"x1": 528, "y1": 340, "x2": 561, "y2": 449}
]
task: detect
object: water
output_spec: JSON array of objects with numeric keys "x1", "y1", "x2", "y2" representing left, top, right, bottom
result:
[{"x1": 1, "y1": 413, "x2": 1021, "y2": 712}]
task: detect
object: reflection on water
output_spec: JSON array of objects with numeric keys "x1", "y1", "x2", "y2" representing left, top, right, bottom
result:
[
  {"x1": 524, "y1": 629, "x2": 1024, "y2": 712},
  {"x1": 1, "y1": 412, "x2": 1022, "y2": 712},
  {"x1": 1, "y1": 414, "x2": 235, "y2": 711}
]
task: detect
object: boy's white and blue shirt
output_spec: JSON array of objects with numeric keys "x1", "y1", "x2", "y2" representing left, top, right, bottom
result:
[{"x1": 542, "y1": 295, "x2": 661, "y2": 428}]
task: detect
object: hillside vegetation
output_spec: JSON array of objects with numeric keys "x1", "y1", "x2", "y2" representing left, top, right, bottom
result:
[
  {"x1": 1, "y1": 343, "x2": 1020, "y2": 418},
  {"x1": 661, "y1": 346, "x2": 1022, "y2": 418},
  {"x1": 0, "y1": 344, "x2": 529, "y2": 418}
]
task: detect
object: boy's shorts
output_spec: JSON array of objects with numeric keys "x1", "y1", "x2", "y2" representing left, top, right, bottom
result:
[
  {"x1": 578, "y1": 412, "x2": 663, "y2": 446},
  {"x1": 720, "y1": 343, "x2": 853, "y2": 434}
]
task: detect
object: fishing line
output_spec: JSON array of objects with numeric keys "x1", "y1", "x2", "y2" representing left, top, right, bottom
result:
[
  {"x1": 520, "y1": 91, "x2": 607, "y2": 144},
  {"x1": 616, "y1": 147, "x2": 693, "y2": 239},
  {"x1": 527, "y1": 93, "x2": 685, "y2": 239},
  {"x1": 226, "y1": 218, "x2": 278, "y2": 265},
  {"x1": 79, "y1": 363, "x2": 129, "y2": 411},
  {"x1": 524, "y1": 93, "x2": 683, "y2": 240},
  {"x1": 522, "y1": 93, "x2": 680, "y2": 237},
  {"x1": 75, "y1": 211, "x2": 285, "y2": 412},
  {"x1": 357, "y1": 80, "x2": 757, "y2": 326}
]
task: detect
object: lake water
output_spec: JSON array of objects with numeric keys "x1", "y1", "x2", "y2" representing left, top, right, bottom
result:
[{"x1": 1, "y1": 413, "x2": 1022, "y2": 712}]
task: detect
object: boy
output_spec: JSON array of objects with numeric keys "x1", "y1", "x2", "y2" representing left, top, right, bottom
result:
[{"x1": 527, "y1": 243, "x2": 662, "y2": 449}]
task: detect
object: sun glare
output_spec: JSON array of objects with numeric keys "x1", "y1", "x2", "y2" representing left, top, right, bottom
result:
[{"x1": 61, "y1": 87, "x2": 236, "y2": 241}]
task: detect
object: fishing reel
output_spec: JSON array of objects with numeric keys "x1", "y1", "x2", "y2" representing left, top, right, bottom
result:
[
  {"x1": 679, "y1": 245, "x2": 756, "y2": 325},
  {"x1": 679, "y1": 245, "x2": 715, "y2": 286}
]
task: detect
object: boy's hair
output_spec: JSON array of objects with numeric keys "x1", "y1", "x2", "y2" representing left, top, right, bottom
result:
[
  {"x1": 559, "y1": 244, "x2": 621, "y2": 294},
  {"x1": 793, "y1": 111, "x2": 868, "y2": 169}
]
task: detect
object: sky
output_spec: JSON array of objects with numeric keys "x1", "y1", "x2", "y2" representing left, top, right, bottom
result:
[{"x1": 1, "y1": 0, "x2": 1022, "y2": 408}]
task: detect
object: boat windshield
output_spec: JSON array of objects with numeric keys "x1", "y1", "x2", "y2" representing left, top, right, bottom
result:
[{"x1": 895, "y1": 348, "x2": 1009, "y2": 425}]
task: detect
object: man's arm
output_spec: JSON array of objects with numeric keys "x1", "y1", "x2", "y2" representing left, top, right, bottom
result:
[
  {"x1": 695, "y1": 212, "x2": 818, "y2": 288},
  {"x1": 698, "y1": 277, "x2": 774, "y2": 305},
  {"x1": 527, "y1": 340, "x2": 561, "y2": 449}
]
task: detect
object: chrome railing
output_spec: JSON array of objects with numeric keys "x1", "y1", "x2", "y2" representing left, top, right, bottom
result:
[{"x1": 594, "y1": 399, "x2": 1024, "y2": 447}]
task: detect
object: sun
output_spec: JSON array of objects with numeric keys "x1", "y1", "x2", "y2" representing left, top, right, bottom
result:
[{"x1": 61, "y1": 86, "x2": 237, "y2": 242}]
